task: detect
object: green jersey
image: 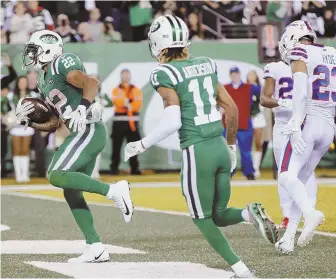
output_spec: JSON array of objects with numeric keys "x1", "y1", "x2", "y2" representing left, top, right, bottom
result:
[
  {"x1": 37, "y1": 52, "x2": 86, "y2": 126},
  {"x1": 150, "y1": 56, "x2": 224, "y2": 149}
]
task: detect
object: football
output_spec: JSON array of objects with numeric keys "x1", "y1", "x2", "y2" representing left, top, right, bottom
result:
[{"x1": 21, "y1": 97, "x2": 54, "y2": 124}]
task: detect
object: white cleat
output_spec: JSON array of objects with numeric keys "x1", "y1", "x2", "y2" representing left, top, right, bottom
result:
[
  {"x1": 275, "y1": 234, "x2": 295, "y2": 255},
  {"x1": 297, "y1": 210, "x2": 325, "y2": 247},
  {"x1": 106, "y1": 180, "x2": 134, "y2": 222},
  {"x1": 68, "y1": 242, "x2": 109, "y2": 263}
]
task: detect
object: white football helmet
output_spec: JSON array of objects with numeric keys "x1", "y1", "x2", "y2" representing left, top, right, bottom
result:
[
  {"x1": 23, "y1": 30, "x2": 63, "y2": 70},
  {"x1": 278, "y1": 20, "x2": 317, "y2": 63},
  {"x1": 148, "y1": 15, "x2": 189, "y2": 59}
]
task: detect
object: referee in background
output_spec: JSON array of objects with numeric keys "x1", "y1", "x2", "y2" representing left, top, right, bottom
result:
[{"x1": 110, "y1": 69, "x2": 143, "y2": 175}]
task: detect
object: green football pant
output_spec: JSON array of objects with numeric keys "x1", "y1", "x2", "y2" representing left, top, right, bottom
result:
[
  {"x1": 48, "y1": 122, "x2": 110, "y2": 244},
  {"x1": 181, "y1": 136, "x2": 244, "y2": 266}
]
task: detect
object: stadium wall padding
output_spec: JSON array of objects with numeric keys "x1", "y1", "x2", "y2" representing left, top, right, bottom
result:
[{"x1": 2, "y1": 40, "x2": 336, "y2": 171}]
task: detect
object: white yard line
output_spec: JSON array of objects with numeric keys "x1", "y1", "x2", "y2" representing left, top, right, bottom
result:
[
  {"x1": 1, "y1": 178, "x2": 336, "y2": 192},
  {"x1": 2, "y1": 190, "x2": 336, "y2": 238}
]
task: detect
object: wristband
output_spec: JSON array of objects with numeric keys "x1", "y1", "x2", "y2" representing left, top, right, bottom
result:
[
  {"x1": 228, "y1": 145, "x2": 236, "y2": 151},
  {"x1": 80, "y1": 98, "x2": 92, "y2": 109}
]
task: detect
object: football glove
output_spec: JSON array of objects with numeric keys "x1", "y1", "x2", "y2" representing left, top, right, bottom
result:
[
  {"x1": 282, "y1": 120, "x2": 306, "y2": 155},
  {"x1": 278, "y1": 98, "x2": 293, "y2": 109},
  {"x1": 15, "y1": 98, "x2": 34, "y2": 129},
  {"x1": 88, "y1": 102, "x2": 103, "y2": 123},
  {"x1": 228, "y1": 144, "x2": 237, "y2": 173},
  {"x1": 124, "y1": 140, "x2": 146, "y2": 162},
  {"x1": 68, "y1": 105, "x2": 88, "y2": 132}
]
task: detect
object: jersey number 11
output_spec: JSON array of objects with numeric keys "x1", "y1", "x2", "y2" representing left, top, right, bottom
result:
[{"x1": 188, "y1": 76, "x2": 221, "y2": 126}]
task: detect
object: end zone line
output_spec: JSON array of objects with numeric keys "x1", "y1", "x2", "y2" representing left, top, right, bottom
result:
[{"x1": 2, "y1": 191, "x2": 336, "y2": 238}]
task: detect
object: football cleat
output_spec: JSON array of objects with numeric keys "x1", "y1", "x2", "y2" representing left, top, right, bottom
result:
[
  {"x1": 275, "y1": 234, "x2": 295, "y2": 255},
  {"x1": 279, "y1": 217, "x2": 289, "y2": 229},
  {"x1": 247, "y1": 203, "x2": 278, "y2": 244},
  {"x1": 297, "y1": 210, "x2": 325, "y2": 247},
  {"x1": 68, "y1": 242, "x2": 109, "y2": 263},
  {"x1": 106, "y1": 180, "x2": 134, "y2": 222}
]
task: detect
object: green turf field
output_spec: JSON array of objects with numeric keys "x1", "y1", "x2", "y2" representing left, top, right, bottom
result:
[{"x1": 1, "y1": 175, "x2": 336, "y2": 278}]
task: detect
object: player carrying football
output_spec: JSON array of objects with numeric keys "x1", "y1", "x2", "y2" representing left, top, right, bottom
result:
[
  {"x1": 125, "y1": 15, "x2": 278, "y2": 278},
  {"x1": 276, "y1": 20, "x2": 336, "y2": 249},
  {"x1": 15, "y1": 30, "x2": 134, "y2": 263}
]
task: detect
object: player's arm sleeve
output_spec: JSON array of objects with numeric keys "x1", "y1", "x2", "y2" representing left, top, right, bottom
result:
[
  {"x1": 54, "y1": 53, "x2": 85, "y2": 78},
  {"x1": 149, "y1": 66, "x2": 177, "y2": 90},
  {"x1": 262, "y1": 63, "x2": 276, "y2": 79},
  {"x1": 208, "y1": 57, "x2": 217, "y2": 75}
]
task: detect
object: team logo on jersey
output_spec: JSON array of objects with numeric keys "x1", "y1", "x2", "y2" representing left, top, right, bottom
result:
[
  {"x1": 48, "y1": 78, "x2": 54, "y2": 84},
  {"x1": 150, "y1": 22, "x2": 160, "y2": 33},
  {"x1": 40, "y1": 34, "x2": 59, "y2": 44}
]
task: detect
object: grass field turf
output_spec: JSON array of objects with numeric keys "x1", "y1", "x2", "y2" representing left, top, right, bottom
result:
[{"x1": 1, "y1": 173, "x2": 336, "y2": 278}]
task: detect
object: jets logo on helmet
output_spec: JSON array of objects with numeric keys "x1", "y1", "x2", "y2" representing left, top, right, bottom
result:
[
  {"x1": 148, "y1": 15, "x2": 189, "y2": 59},
  {"x1": 23, "y1": 30, "x2": 63, "y2": 70}
]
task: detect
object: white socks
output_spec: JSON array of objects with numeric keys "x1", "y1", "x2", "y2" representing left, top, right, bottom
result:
[
  {"x1": 231, "y1": 261, "x2": 252, "y2": 277},
  {"x1": 278, "y1": 182, "x2": 292, "y2": 218},
  {"x1": 13, "y1": 156, "x2": 30, "y2": 183},
  {"x1": 253, "y1": 151, "x2": 262, "y2": 177},
  {"x1": 279, "y1": 172, "x2": 315, "y2": 219},
  {"x1": 241, "y1": 208, "x2": 250, "y2": 223},
  {"x1": 92, "y1": 153, "x2": 101, "y2": 179},
  {"x1": 13, "y1": 156, "x2": 21, "y2": 182}
]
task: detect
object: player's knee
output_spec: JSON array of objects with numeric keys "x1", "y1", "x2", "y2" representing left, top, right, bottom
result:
[
  {"x1": 278, "y1": 171, "x2": 298, "y2": 189},
  {"x1": 49, "y1": 170, "x2": 66, "y2": 188}
]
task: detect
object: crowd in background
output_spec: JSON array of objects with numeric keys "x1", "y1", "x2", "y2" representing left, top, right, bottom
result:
[{"x1": 1, "y1": 0, "x2": 336, "y2": 44}]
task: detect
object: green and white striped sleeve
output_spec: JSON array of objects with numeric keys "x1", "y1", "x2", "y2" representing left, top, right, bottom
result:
[{"x1": 150, "y1": 64, "x2": 183, "y2": 90}]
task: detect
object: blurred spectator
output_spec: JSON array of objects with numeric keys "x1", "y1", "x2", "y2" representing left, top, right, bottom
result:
[
  {"x1": 27, "y1": 69, "x2": 39, "y2": 95},
  {"x1": 102, "y1": 16, "x2": 122, "y2": 42},
  {"x1": 300, "y1": 0, "x2": 326, "y2": 36},
  {"x1": 28, "y1": 0, "x2": 54, "y2": 31},
  {"x1": 188, "y1": 12, "x2": 203, "y2": 40},
  {"x1": 266, "y1": 0, "x2": 286, "y2": 23},
  {"x1": 8, "y1": 1, "x2": 33, "y2": 44},
  {"x1": 242, "y1": 0, "x2": 263, "y2": 24},
  {"x1": 77, "y1": 22, "x2": 91, "y2": 42},
  {"x1": 87, "y1": 7, "x2": 103, "y2": 42},
  {"x1": 111, "y1": 69, "x2": 143, "y2": 175},
  {"x1": 324, "y1": 9, "x2": 336, "y2": 38},
  {"x1": 1, "y1": 53, "x2": 17, "y2": 89},
  {"x1": 222, "y1": 66, "x2": 255, "y2": 180},
  {"x1": 129, "y1": 1, "x2": 152, "y2": 41},
  {"x1": 247, "y1": 70, "x2": 266, "y2": 178},
  {"x1": 55, "y1": 14, "x2": 81, "y2": 43},
  {"x1": 9, "y1": 76, "x2": 34, "y2": 182},
  {"x1": 1, "y1": 53, "x2": 17, "y2": 177}
]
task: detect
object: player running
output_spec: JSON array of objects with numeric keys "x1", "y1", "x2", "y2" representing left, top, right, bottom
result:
[
  {"x1": 125, "y1": 15, "x2": 278, "y2": 278},
  {"x1": 15, "y1": 30, "x2": 134, "y2": 263},
  {"x1": 277, "y1": 20, "x2": 336, "y2": 248},
  {"x1": 260, "y1": 61, "x2": 318, "y2": 253}
]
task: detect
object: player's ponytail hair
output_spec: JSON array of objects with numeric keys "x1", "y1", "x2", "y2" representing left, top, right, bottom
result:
[{"x1": 158, "y1": 47, "x2": 189, "y2": 63}]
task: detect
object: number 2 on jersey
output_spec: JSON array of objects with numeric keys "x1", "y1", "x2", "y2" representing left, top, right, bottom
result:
[
  {"x1": 312, "y1": 65, "x2": 336, "y2": 102},
  {"x1": 188, "y1": 76, "x2": 221, "y2": 126}
]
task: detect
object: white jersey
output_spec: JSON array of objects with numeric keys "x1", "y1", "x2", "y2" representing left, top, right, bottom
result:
[
  {"x1": 287, "y1": 43, "x2": 336, "y2": 127},
  {"x1": 263, "y1": 61, "x2": 293, "y2": 124}
]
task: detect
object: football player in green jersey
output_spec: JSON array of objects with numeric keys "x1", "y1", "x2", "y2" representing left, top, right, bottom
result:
[
  {"x1": 125, "y1": 15, "x2": 278, "y2": 277},
  {"x1": 16, "y1": 30, "x2": 134, "y2": 263}
]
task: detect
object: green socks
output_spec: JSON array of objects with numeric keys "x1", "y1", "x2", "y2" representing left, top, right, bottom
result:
[
  {"x1": 49, "y1": 170, "x2": 110, "y2": 196},
  {"x1": 63, "y1": 189, "x2": 101, "y2": 244},
  {"x1": 213, "y1": 208, "x2": 244, "y2": 227},
  {"x1": 193, "y1": 217, "x2": 240, "y2": 266}
]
